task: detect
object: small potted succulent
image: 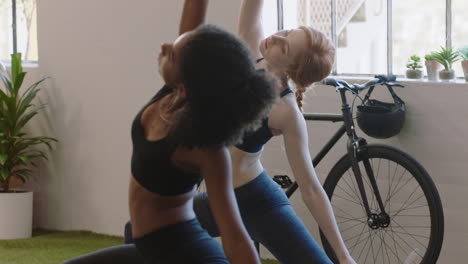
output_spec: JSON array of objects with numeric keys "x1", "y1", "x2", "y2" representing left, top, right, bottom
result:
[
  {"x1": 458, "y1": 46, "x2": 468, "y2": 81},
  {"x1": 424, "y1": 52, "x2": 442, "y2": 81},
  {"x1": 406, "y1": 55, "x2": 423, "y2": 79},
  {"x1": 432, "y1": 46, "x2": 459, "y2": 81}
]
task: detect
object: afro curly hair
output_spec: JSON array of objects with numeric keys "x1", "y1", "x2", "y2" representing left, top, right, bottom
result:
[{"x1": 167, "y1": 24, "x2": 277, "y2": 148}]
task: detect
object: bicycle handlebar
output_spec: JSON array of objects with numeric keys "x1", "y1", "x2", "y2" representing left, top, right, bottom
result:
[{"x1": 322, "y1": 74, "x2": 403, "y2": 94}]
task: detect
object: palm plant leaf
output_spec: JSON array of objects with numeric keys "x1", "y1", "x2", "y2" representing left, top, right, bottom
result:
[
  {"x1": 432, "y1": 46, "x2": 460, "y2": 70},
  {"x1": 14, "y1": 72, "x2": 27, "y2": 95},
  {"x1": 10, "y1": 54, "x2": 23, "y2": 91},
  {"x1": 18, "y1": 77, "x2": 48, "y2": 102},
  {"x1": 459, "y1": 46, "x2": 468, "y2": 61},
  {"x1": 0, "y1": 74, "x2": 14, "y2": 94},
  {"x1": 0, "y1": 53, "x2": 57, "y2": 192}
]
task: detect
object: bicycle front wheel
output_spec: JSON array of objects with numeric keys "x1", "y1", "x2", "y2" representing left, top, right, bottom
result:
[{"x1": 320, "y1": 144, "x2": 444, "y2": 264}]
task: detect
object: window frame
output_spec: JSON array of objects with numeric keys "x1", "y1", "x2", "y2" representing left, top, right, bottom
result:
[
  {"x1": 2, "y1": 0, "x2": 37, "y2": 62},
  {"x1": 276, "y1": 0, "x2": 457, "y2": 78}
]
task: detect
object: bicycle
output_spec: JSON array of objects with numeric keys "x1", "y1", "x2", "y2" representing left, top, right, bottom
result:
[{"x1": 271, "y1": 75, "x2": 444, "y2": 264}]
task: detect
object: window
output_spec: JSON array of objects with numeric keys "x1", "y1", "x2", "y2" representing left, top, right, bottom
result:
[
  {"x1": 274, "y1": 0, "x2": 468, "y2": 78},
  {"x1": 0, "y1": 0, "x2": 38, "y2": 62}
]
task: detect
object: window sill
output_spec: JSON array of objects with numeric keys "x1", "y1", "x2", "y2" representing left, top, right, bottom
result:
[
  {"x1": 0, "y1": 60, "x2": 39, "y2": 69},
  {"x1": 334, "y1": 75, "x2": 468, "y2": 86}
]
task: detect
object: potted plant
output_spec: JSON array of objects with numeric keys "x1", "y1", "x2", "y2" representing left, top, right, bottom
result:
[
  {"x1": 458, "y1": 45, "x2": 468, "y2": 81},
  {"x1": 406, "y1": 55, "x2": 423, "y2": 79},
  {"x1": 0, "y1": 53, "x2": 56, "y2": 239},
  {"x1": 424, "y1": 52, "x2": 443, "y2": 81},
  {"x1": 432, "y1": 46, "x2": 459, "y2": 81}
]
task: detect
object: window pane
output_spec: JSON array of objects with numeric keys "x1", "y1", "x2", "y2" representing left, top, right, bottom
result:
[
  {"x1": 336, "y1": 0, "x2": 387, "y2": 75},
  {"x1": 0, "y1": 0, "x2": 13, "y2": 61},
  {"x1": 0, "y1": 0, "x2": 38, "y2": 62},
  {"x1": 283, "y1": 0, "x2": 298, "y2": 30},
  {"x1": 393, "y1": 0, "x2": 445, "y2": 76},
  {"x1": 262, "y1": 0, "x2": 278, "y2": 37},
  {"x1": 453, "y1": 0, "x2": 468, "y2": 78},
  {"x1": 298, "y1": 0, "x2": 333, "y2": 39},
  {"x1": 16, "y1": 0, "x2": 38, "y2": 61}
]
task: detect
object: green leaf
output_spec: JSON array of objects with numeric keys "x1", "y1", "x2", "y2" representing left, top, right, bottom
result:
[
  {"x1": 13, "y1": 72, "x2": 27, "y2": 95},
  {"x1": 18, "y1": 155, "x2": 29, "y2": 165},
  {"x1": 0, "y1": 74, "x2": 13, "y2": 94},
  {"x1": 10, "y1": 53, "x2": 23, "y2": 84},
  {"x1": 458, "y1": 46, "x2": 468, "y2": 61},
  {"x1": 0, "y1": 169, "x2": 9, "y2": 181},
  {"x1": 0, "y1": 154, "x2": 7, "y2": 165},
  {"x1": 19, "y1": 77, "x2": 48, "y2": 102},
  {"x1": 17, "y1": 111, "x2": 38, "y2": 132}
]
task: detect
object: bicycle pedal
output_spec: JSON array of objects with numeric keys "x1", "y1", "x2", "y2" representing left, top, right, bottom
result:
[{"x1": 273, "y1": 175, "x2": 293, "y2": 188}]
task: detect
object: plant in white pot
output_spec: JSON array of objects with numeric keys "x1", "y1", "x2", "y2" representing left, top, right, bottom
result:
[
  {"x1": 406, "y1": 55, "x2": 423, "y2": 79},
  {"x1": 424, "y1": 52, "x2": 442, "y2": 81},
  {"x1": 432, "y1": 46, "x2": 459, "y2": 81},
  {"x1": 458, "y1": 45, "x2": 468, "y2": 82},
  {"x1": 0, "y1": 53, "x2": 57, "y2": 239}
]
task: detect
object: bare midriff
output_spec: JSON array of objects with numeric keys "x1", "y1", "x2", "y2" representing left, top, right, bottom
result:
[
  {"x1": 230, "y1": 146, "x2": 264, "y2": 188},
  {"x1": 129, "y1": 176, "x2": 196, "y2": 238}
]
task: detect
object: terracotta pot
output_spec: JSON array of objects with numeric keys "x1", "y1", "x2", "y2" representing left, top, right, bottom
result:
[
  {"x1": 406, "y1": 69, "x2": 423, "y2": 79},
  {"x1": 425, "y1": 60, "x2": 442, "y2": 81},
  {"x1": 462, "y1": 61, "x2": 468, "y2": 82},
  {"x1": 439, "y1": 69, "x2": 456, "y2": 81}
]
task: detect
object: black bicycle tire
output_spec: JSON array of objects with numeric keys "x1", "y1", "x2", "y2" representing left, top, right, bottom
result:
[{"x1": 320, "y1": 144, "x2": 444, "y2": 264}]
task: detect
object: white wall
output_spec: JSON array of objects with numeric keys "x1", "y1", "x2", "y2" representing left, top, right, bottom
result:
[{"x1": 16, "y1": 0, "x2": 468, "y2": 263}]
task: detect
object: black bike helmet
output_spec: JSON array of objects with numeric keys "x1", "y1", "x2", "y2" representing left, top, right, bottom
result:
[{"x1": 356, "y1": 86, "x2": 405, "y2": 139}]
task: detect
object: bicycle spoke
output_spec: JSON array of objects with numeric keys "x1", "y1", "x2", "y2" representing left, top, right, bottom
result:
[
  {"x1": 392, "y1": 193, "x2": 427, "y2": 218},
  {"x1": 391, "y1": 218, "x2": 429, "y2": 249},
  {"x1": 340, "y1": 221, "x2": 365, "y2": 234},
  {"x1": 333, "y1": 192, "x2": 364, "y2": 207},
  {"x1": 336, "y1": 216, "x2": 365, "y2": 225},
  {"x1": 321, "y1": 146, "x2": 443, "y2": 264}
]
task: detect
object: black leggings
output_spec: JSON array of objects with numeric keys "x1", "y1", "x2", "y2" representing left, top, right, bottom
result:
[
  {"x1": 61, "y1": 244, "x2": 144, "y2": 264},
  {"x1": 62, "y1": 218, "x2": 228, "y2": 264}
]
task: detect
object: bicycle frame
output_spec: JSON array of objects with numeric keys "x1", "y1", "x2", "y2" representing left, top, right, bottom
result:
[{"x1": 284, "y1": 88, "x2": 388, "y2": 219}]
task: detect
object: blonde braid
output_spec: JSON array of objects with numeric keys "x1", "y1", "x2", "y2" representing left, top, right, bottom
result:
[
  {"x1": 295, "y1": 85, "x2": 306, "y2": 112},
  {"x1": 287, "y1": 26, "x2": 335, "y2": 112}
]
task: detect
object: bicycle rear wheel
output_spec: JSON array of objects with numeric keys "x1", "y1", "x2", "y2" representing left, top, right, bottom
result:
[{"x1": 320, "y1": 144, "x2": 444, "y2": 264}]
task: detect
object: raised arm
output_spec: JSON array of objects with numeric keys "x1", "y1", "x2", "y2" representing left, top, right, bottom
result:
[
  {"x1": 199, "y1": 147, "x2": 260, "y2": 264},
  {"x1": 238, "y1": 0, "x2": 264, "y2": 58},
  {"x1": 278, "y1": 108, "x2": 356, "y2": 264},
  {"x1": 179, "y1": 0, "x2": 209, "y2": 35}
]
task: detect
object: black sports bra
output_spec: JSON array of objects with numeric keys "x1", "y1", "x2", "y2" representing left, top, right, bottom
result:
[
  {"x1": 131, "y1": 86, "x2": 202, "y2": 196},
  {"x1": 235, "y1": 87, "x2": 293, "y2": 153}
]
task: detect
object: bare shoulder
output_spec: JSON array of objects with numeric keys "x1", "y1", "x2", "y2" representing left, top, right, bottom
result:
[{"x1": 269, "y1": 95, "x2": 304, "y2": 132}]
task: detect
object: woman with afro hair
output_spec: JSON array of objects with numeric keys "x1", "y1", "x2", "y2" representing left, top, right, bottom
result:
[{"x1": 62, "y1": 0, "x2": 276, "y2": 263}]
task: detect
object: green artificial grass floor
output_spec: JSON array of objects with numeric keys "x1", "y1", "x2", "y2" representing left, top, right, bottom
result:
[{"x1": 0, "y1": 229, "x2": 279, "y2": 264}]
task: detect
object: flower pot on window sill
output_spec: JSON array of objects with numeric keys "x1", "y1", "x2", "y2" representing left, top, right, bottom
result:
[
  {"x1": 425, "y1": 60, "x2": 442, "y2": 81},
  {"x1": 0, "y1": 190, "x2": 33, "y2": 239},
  {"x1": 439, "y1": 69, "x2": 456, "y2": 81},
  {"x1": 406, "y1": 69, "x2": 423, "y2": 79},
  {"x1": 462, "y1": 61, "x2": 468, "y2": 82}
]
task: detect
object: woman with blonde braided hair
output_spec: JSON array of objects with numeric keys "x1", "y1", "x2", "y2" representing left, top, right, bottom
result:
[{"x1": 192, "y1": 1, "x2": 355, "y2": 264}]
